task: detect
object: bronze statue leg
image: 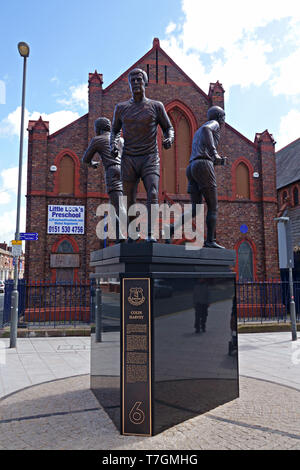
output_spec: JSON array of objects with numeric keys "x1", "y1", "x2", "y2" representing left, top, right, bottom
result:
[
  {"x1": 122, "y1": 180, "x2": 139, "y2": 240},
  {"x1": 109, "y1": 190, "x2": 125, "y2": 241},
  {"x1": 142, "y1": 174, "x2": 160, "y2": 240},
  {"x1": 201, "y1": 186, "x2": 218, "y2": 243}
]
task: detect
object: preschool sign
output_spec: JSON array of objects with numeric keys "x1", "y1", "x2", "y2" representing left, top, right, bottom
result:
[{"x1": 47, "y1": 205, "x2": 85, "y2": 235}]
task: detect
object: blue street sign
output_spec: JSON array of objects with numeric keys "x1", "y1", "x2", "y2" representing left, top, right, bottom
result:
[{"x1": 19, "y1": 232, "x2": 38, "y2": 241}]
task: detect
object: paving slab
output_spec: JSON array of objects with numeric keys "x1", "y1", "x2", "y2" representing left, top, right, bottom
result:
[
  {"x1": 238, "y1": 332, "x2": 300, "y2": 390},
  {"x1": 0, "y1": 337, "x2": 91, "y2": 398}
]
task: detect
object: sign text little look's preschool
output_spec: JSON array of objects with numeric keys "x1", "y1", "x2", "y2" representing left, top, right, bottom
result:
[{"x1": 47, "y1": 205, "x2": 85, "y2": 234}]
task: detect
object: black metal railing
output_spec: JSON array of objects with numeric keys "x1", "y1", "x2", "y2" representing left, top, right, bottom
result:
[
  {"x1": 1, "y1": 279, "x2": 96, "y2": 328},
  {"x1": 1, "y1": 279, "x2": 299, "y2": 327},
  {"x1": 236, "y1": 280, "x2": 300, "y2": 323}
]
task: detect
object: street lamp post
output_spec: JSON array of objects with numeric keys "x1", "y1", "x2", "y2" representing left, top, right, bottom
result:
[{"x1": 10, "y1": 42, "x2": 30, "y2": 349}]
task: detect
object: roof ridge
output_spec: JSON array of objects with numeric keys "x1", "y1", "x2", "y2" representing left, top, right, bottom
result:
[
  {"x1": 276, "y1": 136, "x2": 300, "y2": 154},
  {"x1": 103, "y1": 37, "x2": 210, "y2": 101}
]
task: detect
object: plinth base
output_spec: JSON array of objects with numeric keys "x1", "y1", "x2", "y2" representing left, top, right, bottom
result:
[{"x1": 90, "y1": 243, "x2": 239, "y2": 436}]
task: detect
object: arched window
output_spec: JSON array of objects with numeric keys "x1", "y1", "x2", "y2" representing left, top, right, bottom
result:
[
  {"x1": 293, "y1": 187, "x2": 299, "y2": 206},
  {"x1": 177, "y1": 111, "x2": 191, "y2": 193},
  {"x1": 238, "y1": 241, "x2": 254, "y2": 281},
  {"x1": 236, "y1": 163, "x2": 250, "y2": 199},
  {"x1": 161, "y1": 109, "x2": 177, "y2": 194},
  {"x1": 59, "y1": 156, "x2": 75, "y2": 195},
  {"x1": 282, "y1": 190, "x2": 288, "y2": 203},
  {"x1": 161, "y1": 106, "x2": 192, "y2": 195}
]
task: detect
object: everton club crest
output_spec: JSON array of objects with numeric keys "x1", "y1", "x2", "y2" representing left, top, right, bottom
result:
[{"x1": 128, "y1": 287, "x2": 145, "y2": 306}]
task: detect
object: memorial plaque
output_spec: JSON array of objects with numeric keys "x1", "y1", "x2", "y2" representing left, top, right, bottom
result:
[
  {"x1": 121, "y1": 277, "x2": 152, "y2": 436},
  {"x1": 50, "y1": 253, "x2": 80, "y2": 268}
]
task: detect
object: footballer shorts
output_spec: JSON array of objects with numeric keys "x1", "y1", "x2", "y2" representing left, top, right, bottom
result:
[
  {"x1": 121, "y1": 153, "x2": 160, "y2": 182},
  {"x1": 105, "y1": 164, "x2": 123, "y2": 193},
  {"x1": 186, "y1": 159, "x2": 217, "y2": 208}
]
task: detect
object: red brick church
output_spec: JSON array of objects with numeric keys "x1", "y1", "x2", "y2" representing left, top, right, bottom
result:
[{"x1": 25, "y1": 38, "x2": 279, "y2": 282}]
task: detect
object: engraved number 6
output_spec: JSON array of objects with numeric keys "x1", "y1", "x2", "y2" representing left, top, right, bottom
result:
[{"x1": 129, "y1": 401, "x2": 145, "y2": 425}]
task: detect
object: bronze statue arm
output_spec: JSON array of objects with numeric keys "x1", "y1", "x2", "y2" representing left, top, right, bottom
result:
[
  {"x1": 202, "y1": 125, "x2": 227, "y2": 165},
  {"x1": 110, "y1": 105, "x2": 122, "y2": 157},
  {"x1": 82, "y1": 138, "x2": 100, "y2": 168},
  {"x1": 157, "y1": 103, "x2": 174, "y2": 149},
  {"x1": 202, "y1": 126, "x2": 219, "y2": 160}
]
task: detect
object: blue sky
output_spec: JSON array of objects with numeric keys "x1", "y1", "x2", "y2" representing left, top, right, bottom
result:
[{"x1": 1, "y1": 0, "x2": 300, "y2": 244}]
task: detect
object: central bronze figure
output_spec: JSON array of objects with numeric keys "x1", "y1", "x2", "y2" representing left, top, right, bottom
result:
[{"x1": 110, "y1": 68, "x2": 174, "y2": 242}]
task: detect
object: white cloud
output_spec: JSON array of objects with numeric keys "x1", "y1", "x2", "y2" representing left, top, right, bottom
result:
[
  {"x1": 164, "y1": 37, "x2": 273, "y2": 97},
  {"x1": 39, "y1": 110, "x2": 80, "y2": 134},
  {"x1": 0, "y1": 165, "x2": 27, "y2": 196},
  {"x1": 0, "y1": 165, "x2": 27, "y2": 243},
  {"x1": 161, "y1": 36, "x2": 209, "y2": 90},
  {"x1": 179, "y1": 0, "x2": 297, "y2": 54},
  {"x1": 166, "y1": 22, "x2": 176, "y2": 35},
  {"x1": 0, "y1": 206, "x2": 26, "y2": 244},
  {"x1": 271, "y1": 48, "x2": 300, "y2": 97},
  {"x1": 276, "y1": 109, "x2": 300, "y2": 149},
  {"x1": 161, "y1": 0, "x2": 300, "y2": 97},
  {"x1": 0, "y1": 107, "x2": 79, "y2": 138},
  {"x1": 0, "y1": 191, "x2": 10, "y2": 205},
  {"x1": 0, "y1": 79, "x2": 5, "y2": 105},
  {"x1": 57, "y1": 83, "x2": 88, "y2": 110}
]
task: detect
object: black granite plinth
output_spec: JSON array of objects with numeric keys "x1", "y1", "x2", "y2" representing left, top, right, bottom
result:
[{"x1": 90, "y1": 243, "x2": 239, "y2": 436}]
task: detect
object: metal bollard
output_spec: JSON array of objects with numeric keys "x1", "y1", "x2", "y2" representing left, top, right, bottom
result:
[
  {"x1": 289, "y1": 267, "x2": 297, "y2": 341},
  {"x1": 95, "y1": 284, "x2": 102, "y2": 343},
  {"x1": 10, "y1": 288, "x2": 18, "y2": 348},
  {"x1": 90, "y1": 286, "x2": 95, "y2": 324}
]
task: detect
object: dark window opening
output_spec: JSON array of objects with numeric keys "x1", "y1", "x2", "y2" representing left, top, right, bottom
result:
[
  {"x1": 57, "y1": 240, "x2": 74, "y2": 253},
  {"x1": 293, "y1": 187, "x2": 299, "y2": 206}
]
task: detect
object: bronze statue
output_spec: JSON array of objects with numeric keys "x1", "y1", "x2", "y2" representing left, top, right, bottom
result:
[
  {"x1": 110, "y1": 68, "x2": 174, "y2": 242},
  {"x1": 186, "y1": 105, "x2": 227, "y2": 249},
  {"x1": 82, "y1": 117, "x2": 124, "y2": 241}
]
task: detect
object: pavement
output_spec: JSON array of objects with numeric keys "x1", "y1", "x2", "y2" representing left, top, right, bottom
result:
[{"x1": 0, "y1": 332, "x2": 300, "y2": 450}]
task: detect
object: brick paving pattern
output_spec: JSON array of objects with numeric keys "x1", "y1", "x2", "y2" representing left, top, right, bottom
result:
[{"x1": 0, "y1": 375, "x2": 299, "y2": 450}]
